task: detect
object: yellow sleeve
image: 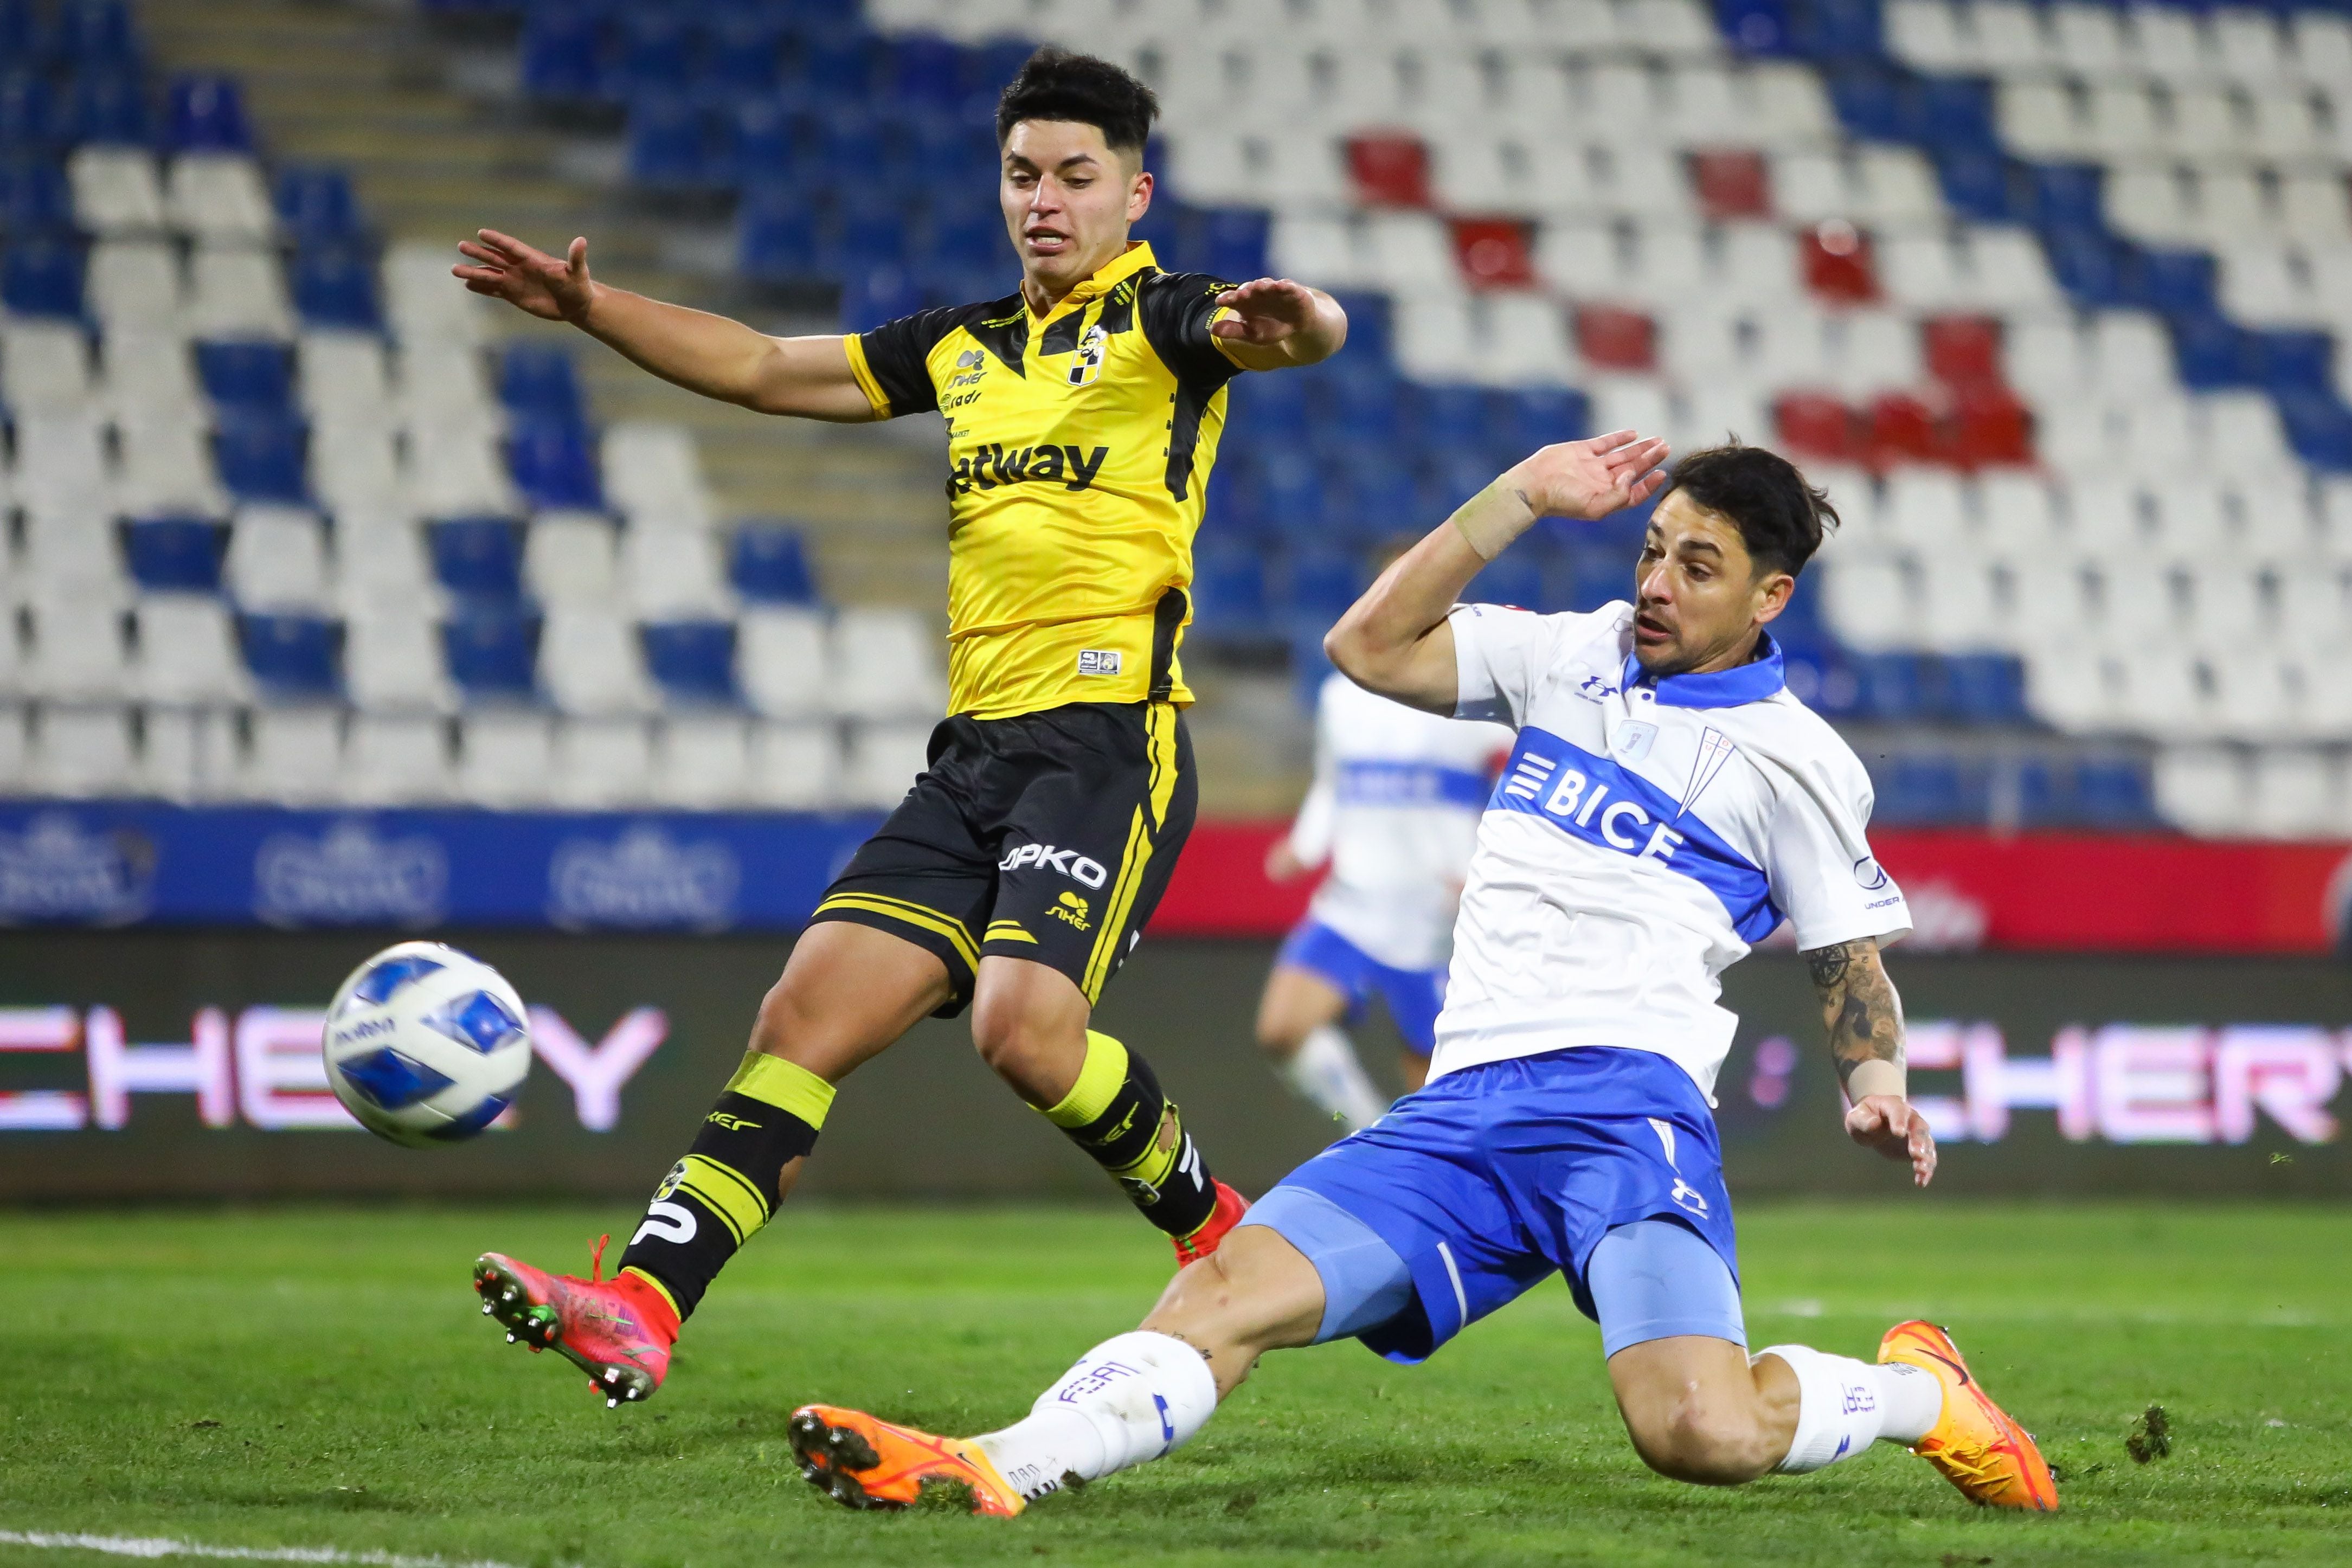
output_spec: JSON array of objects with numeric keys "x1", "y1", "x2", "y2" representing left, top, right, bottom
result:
[{"x1": 840, "y1": 334, "x2": 894, "y2": 419}]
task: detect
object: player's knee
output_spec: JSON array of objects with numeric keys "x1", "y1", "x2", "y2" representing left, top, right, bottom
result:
[{"x1": 1625, "y1": 1395, "x2": 1772, "y2": 1486}]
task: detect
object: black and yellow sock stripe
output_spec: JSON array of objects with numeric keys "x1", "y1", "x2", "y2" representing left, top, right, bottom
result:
[
  {"x1": 1040, "y1": 1029, "x2": 1217, "y2": 1238},
  {"x1": 618, "y1": 1051, "x2": 834, "y2": 1319}
]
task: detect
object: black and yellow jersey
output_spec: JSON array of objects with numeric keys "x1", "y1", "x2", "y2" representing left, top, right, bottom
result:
[{"x1": 843, "y1": 242, "x2": 1247, "y2": 721}]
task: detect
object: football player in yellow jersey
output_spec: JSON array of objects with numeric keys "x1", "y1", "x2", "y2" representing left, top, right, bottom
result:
[{"x1": 453, "y1": 48, "x2": 1347, "y2": 1406}]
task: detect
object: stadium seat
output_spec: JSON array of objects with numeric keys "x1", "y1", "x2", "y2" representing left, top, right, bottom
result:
[
  {"x1": 342, "y1": 711, "x2": 454, "y2": 805},
  {"x1": 542, "y1": 606, "x2": 660, "y2": 717},
  {"x1": 22, "y1": 602, "x2": 132, "y2": 699},
  {"x1": 165, "y1": 74, "x2": 251, "y2": 153},
  {"x1": 223, "y1": 505, "x2": 330, "y2": 610},
  {"x1": 729, "y1": 522, "x2": 819, "y2": 605},
  {"x1": 291, "y1": 244, "x2": 380, "y2": 330},
  {"x1": 551, "y1": 716, "x2": 656, "y2": 809},
  {"x1": 3, "y1": 237, "x2": 83, "y2": 316},
  {"x1": 134, "y1": 593, "x2": 248, "y2": 704},
  {"x1": 31, "y1": 706, "x2": 136, "y2": 795},
  {"x1": 641, "y1": 617, "x2": 738, "y2": 705},
  {"x1": 2, "y1": 318, "x2": 92, "y2": 410},
  {"x1": 212, "y1": 413, "x2": 309, "y2": 504},
  {"x1": 186, "y1": 243, "x2": 292, "y2": 336},
  {"x1": 520, "y1": 512, "x2": 619, "y2": 606},
  {"x1": 274, "y1": 165, "x2": 362, "y2": 243},
  {"x1": 738, "y1": 606, "x2": 832, "y2": 720},
  {"x1": 196, "y1": 336, "x2": 293, "y2": 412},
  {"x1": 441, "y1": 606, "x2": 539, "y2": 701},
  {"x1": 457, "y1": 708, "x2": 556, "y2": 808},
  {"x1": 429, "y1": 516, "x2": 524, "y2": 603},
  {"x1": 344, "y1": 611, "x2": 455, "y2": 712},
  {"x1": 831, "y1": 605, "x2": 944, "y2": 721},
  {"x1": 653, "y1": 712, "x2": 751, "y2": 809},
  {"x1": 840, "y1": 718, "x2": 934, "y2": 809},
  {"x1": 746, "y1": 719, "x2": 842, "y2": 811},
  {"x1": 506, "y1": 419, "x2": 603, "y2": 511},
  {"x1": 497, "y1": 343, "x2": 586, "y2": 426},
  {"x1": 68, "y1": 145, "x2": 163, "y2": 235},
  {"x1": 239, "y1": 611, "x2": 340, "y2": 698},
  {"x1": 123, "y1": 516, "x2": 226, "y2": 594}
]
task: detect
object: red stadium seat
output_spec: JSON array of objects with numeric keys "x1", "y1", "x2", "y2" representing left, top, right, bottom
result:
[
  {"x1": 1575, "y1": 305, "x2": 1656, "y2": 371},
  {"x1": 1347, "y1": 133, "x2": 1430, "y2": 208},
  {"x1": 1800, "y1": 221, "x2": 1878, "y2": 305},
  {"x1": 1946, "y1": 382, "x2": 2035, "y2": 467},
  {"x1": 1864, "y1": 392, "x2": 1941, "y2": 468},
  {"x1": 1924, "y1": 315, "x2": 2003, "y2": 387},
  {"x1": 1776, "y1": 391, "x2": 1859, "y2": 461},
  {"x1": 1689, "y1": 149, "x2": 1771, "y2": 221},
  {"x1": 1451, "y1": 217, "x2": 1535, "y2": 288}
]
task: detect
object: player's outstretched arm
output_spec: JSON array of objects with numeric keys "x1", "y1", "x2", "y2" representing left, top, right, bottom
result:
[
  {"x1": 1210, "y1": 278, "x2": 1347, "y2": 370},
  {"x1": 1325, "y1": 433, "x2": 1670, "y2": 715},
  {"x1": 1803, "y1": 936, "x2": 1937, "y2": 1187},
  {"x1": 453, "y1": 231, "x2": 877, "y2": 422}
]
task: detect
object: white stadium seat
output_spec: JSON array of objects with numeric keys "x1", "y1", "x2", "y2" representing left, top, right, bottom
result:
[
  {"x1": 135, "y1": 595, "x2": 248, "y2": 705},
  {"x1": 653, "y1": 712, "x2": 753, "y2": 808},
  {"x1": 1, "y1": 321, "x2": 94, "y2": 414},
  {"x1": 343, "y1": 712, "x2": 455, "y2": 805},
  {"x1": 31, "y1": 706, "x2": 138, "y2": 795},
  {"x1": 457, "y1": 709, "x2": 556, "y2": 808},
  {"x1": 739, "y1": 606, "x2": 833, "y2": 720},
  {"x1": 840, "y1": 719, "x2": 934, "y2": 810},
  {"x1": 344, "y1": 611, "x2": 455, "y2": 712},
  {"x1": 68, "y1": 145, "x2": 166, "y2": 236},
  {"x1": 88, "y1": 240, "x2": 185, "y2": 340},
  {"x1": 224, "y1": 507, "x2": 332, "y2": 612},
  {"x1": 186, "y1": 243, "x2": 293, "y2": 338},
  {"x1": 164, "y1": 154, "x2": 275, "y2": 242},
  {"x1": 831, "y1": 606, "x2": 945, "y2": 722},
  {"x1": 524, "y1": 513, "x2": 621, "y2": 606},
  {"x1": 540, "y1": 607, "x2": 659, "y2": 717},
  {"x1": 22, "y1": 605, "x2": 132, "y2": 699},
  {"x1": 551, "y1": 716, "x2": 655, "y2": 809},
  {"x1": 748, "y1": 720, "x2": 843, "y2": 810},
  {"x1": 239, "y1": 706, "x2": 343, "y2": 804}
]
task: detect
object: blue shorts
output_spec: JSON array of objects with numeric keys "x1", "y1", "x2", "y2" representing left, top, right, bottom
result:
[
  {"x1": 1275, "y1": 918, "x2": 1447, "y2": 1056},
  {"x1": 1234, "y1": 1046, "x2": 1743, "y2": 1364}
]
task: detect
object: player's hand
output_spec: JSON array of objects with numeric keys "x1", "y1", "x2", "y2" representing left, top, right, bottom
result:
[
  {"x1": 455, "y1": 230, "x2": 596, "y2": 324},
  {"x1": 1264, "y1": 840, "x2": 1307, "y2": 882},
  {"x1": 1505, "y1": 432, "x2": 1671, "y2": 522},
  {"x1": 1846, "y1": 1094, "x2": 1937, "y2": 1188},
  {"x1": 1212, "y1": 278, "x2": 1321, "y2": 346}
]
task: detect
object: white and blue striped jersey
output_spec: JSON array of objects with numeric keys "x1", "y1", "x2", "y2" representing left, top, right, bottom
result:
[
  {"x1": 1287, "y1": 672, "x2": 1508, "y2": 973},
  {"x1": 1438, "y1": 600, "x2": 1910, "y2": 1102}
]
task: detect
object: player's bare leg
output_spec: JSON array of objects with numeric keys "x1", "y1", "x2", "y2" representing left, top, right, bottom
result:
[
  {"x1": 973, "y1": 955, "x2": 1248, "y2": 1261},
  {"x1": 475, "y1": 923, "x2": 948, "y2": 1403},
  {"x1": 1397, "y1": 1049, "x2": 1430, "y2": 1093},
  {"x1": 1255, "y1": 965, "x2": 1387, "y2": 1130},
  {"x1": 794, "y1": 1224, "x2": 1322, "y2": 1512}
]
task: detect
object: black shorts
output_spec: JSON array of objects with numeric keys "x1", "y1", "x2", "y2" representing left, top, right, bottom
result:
[{"x1": 808, "y1": 701, "x2": 1197, "y2": 1016}]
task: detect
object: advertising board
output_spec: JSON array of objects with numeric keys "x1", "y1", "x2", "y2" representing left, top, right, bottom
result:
[{"x1": 2, "y1": 929, "x2": 2345, "y2": 1203}]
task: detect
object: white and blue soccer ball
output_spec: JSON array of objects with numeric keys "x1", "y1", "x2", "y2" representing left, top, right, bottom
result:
[{"x1": 323, "y1": 941, "x2": 532, "y2": 1147}]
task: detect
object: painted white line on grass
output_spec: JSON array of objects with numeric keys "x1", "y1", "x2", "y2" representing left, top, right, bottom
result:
[{"x1": 0, "y1": 1532, "x2": 543, "y2": 1568}]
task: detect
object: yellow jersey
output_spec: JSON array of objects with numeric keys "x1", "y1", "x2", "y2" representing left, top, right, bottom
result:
[{"x1": 843, "y1": 242, "x2": 1246, "y2": 721}]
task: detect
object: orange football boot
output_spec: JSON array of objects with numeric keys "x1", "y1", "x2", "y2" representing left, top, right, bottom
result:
[
  {"x1": 473, "y1": 1235, "x2": 679, "y2": 1408},
  {"x1": 1879, "y1": 1320, "x2": 2059, "y2": 1511},
  {"x1": 1173, "y1": 1179, "x2": 1250, "y2": 1266},
  {"x1": 788, "y1": 1404, "x2": 1026, "y2": 1516}
]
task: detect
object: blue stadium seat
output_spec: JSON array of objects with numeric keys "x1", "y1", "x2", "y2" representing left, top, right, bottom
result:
[
  {"x1": 1199, "y1": 450, "x2": 1266, "y2": 542},
  {"x1": 1327, "y1": 290, "x2": 1391, "y2": 362},
  {"x1": 2041, "y1": 227, "x2": 2127, "y2": 307},
  {"x1": 123, "y1": 516, "x2": 226, "y2": 592},
  {"x1": 1877, "y1": 753, "x2": 1982, "y2": 827},
  {"x1": 505, "y1": 420, "x2": 602, "y2": 510},
  {"x1": 702, "y1": 9, "x2": 785, "y2": 100},
  {"x1": 2129, "y1": 247, "x2": 2218, "y2": 317},
  {"x1": 240, "y1": 611, "x2": 341, "y2": 697},
  {"x1": 0, "y1": 1, "x2": 35, "y2": 62},
  {"x1": 732, "y1": 98, "x2": 805, "y2": 188},
  {"x1": 729, "y1": 521, "x2": 819, "y2": 604},
  {"x1": 1283, "y1": 549, "x2": 1368, "y2": 627},
  {"x1": 1318, "y1": 370, "x2": 1400, "y2": 457},
  {"x1": 2075, "y1": 759, "x2": 2156, "y2": 828},
  {"x1": 1856, "y1": 650, "x2": 1927, "y2": 721},
  {"x1": 0, "y1": 68, "x2": 55, "y2": 150},
  {"x1": 291, "y1": 245, "x2": 381, "y2": 329},
  {"x1": 737, "y1": 186, "x2": 818, "y2": 281},
  {"x1": 60, "y1": 68, "x2": 145, "y2": 145},
  {"x1": 2255, "y1": 331, "x2": 2336, "y2": 397},
  {"x1": 1715, "y1": 0, "x2": 1791, "y2": 52},
  {"x1": 889, "y1": 32, "x2": 962, "y2": 110},
  {"x1": 2170, "y1": 312, "x2": 2260, "y2": 391},
  {"x1": 0, "y1": 156, "x2": 73, "y2": 235},
  {"x1": 1501, "y1": 384, "x2": 1592, "y2": 459},
  {"x1": 1563, "y1": 542, "x2": 1638, "y2": 613},
  {"x1": 496, "y1": 343, "x2": 584, "y2": 425},
  {"x1": 641, "y1": 618, "x2": 738, "y2": 704},
  {"x1": 518, "y1": 3, "x2": 603, "y2": 104},
  {"x1": 627, "y1": 94, "x2": 725, "y2": 190},
  {"x1": 1825, "y1": 62, "x2": 1905, "y2": 139},
  {"x1": 1936, "y1": 148, "x2": 2017, "y2": 223},
  {"x1": 1189, "y1": 547, "x2": 1270, "y2": 638},
  {"x1": 196, "y1": 338, "x2": 293, "y2": 412},
  {"x1": 1226, "y1": 371, "x2": 1311, "y2": 449},
  {"x1": 1468, "y1": 551, "x2": 1545, "y2": 612},
  {"x1": 2277, "y1": 392, "x2": 2352, "y2": 471},
  {"x1": 607, "y1": 11, "x2": 696, "y2": 101},
  {"x1": 1409, "y1": 382, "x2": 1492, "y2": 450},
  {"x1": 2, "y1": 236, "x2": 82, "y2": 316},
  {"x1": 1943, "y1": 652, "x2": 2028, "y2": 724},
  {"x1": 839, "y1": 264, "x2": 922, "y2": 331},
  {"x1": 1910, "y1": 75, "x2": 1996, "y2": 152},
  {"x1": 274, "y1": 166, "x2": 362, "y2": 242},
  {"x1": 1780, "y1": 648, "x2": 1863, "y2": 718},
  {"x1": 1332, "y1": 453, "x2": 1422, "y2": 541},
  {"x1": 1424, "y1": 449, "x2": 1496, "y2": 515},
  {"x1": 429, "y1": 516, "x2": 524, "y2": 601},
  {"x1": 2027, "y1": 164, "x2": 2103, "y2": 232},
  {"x1": 212, "y1": 414, "x2": 309, "y2": 504},
  {"x1": 2015, "y1": 757, "x2": 2071, "y2": 827},
  {"x1": 53, "y1": 2, "x2": 138, "y2": 68},
  {"x1": 165, "y1": 73, "x2": 250, "y2": 152},
  {"x1": 441, "y1": 608, "x2": 539, "y2": 699},
  {"x1": 1794, "y1": 0, "x2": 1885, "y2": 60},
  {"x1": 1257, "y1": 454, "x2": 1325, "y2": 542}
]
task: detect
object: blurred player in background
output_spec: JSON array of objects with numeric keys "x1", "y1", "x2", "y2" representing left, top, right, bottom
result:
[
  {"x1": 1257, "y1": 670, "x2": 1503, "y2": 1129},
  {"x1": 783, "y1": 436, "x2": 2057, "y2": 1519},
  {"x1": 455, "y1": 47, "x2": 1347, "y2": 1408}
]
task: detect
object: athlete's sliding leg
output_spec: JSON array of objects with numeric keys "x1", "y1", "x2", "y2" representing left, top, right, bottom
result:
[
  {"x1": 1254, "y1": 961, "x2": 1386, "y2": 1132},
  {"x1": 974, "y1": 954, "x2": 1237, "y2": 1251}
]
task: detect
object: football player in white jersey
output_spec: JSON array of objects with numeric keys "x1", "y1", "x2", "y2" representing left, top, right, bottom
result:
[
  {"x1": 785, "y1": 435, "x2": 2059, "y2": 1518},
  {"x1": 1257, "y1": 671, "x2": 1506, "y2": 1129}
]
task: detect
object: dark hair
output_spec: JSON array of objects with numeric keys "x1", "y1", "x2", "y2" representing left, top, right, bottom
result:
[
  {"x1": 1658, "y1": 441, "x2": 1840, "y2": 577},
  {"x1": 995, "y1": 46, "x2": 1158, "y2": 155}
]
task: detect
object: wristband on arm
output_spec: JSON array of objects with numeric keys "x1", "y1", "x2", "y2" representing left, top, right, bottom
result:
[{"x1": 1448, "y1": 480, "x2": 1539, "y2": 562}]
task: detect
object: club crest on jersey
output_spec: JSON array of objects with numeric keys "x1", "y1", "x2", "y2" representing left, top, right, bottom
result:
[
  {"x1": 1066, "y1": 324, "x2": 1108, "y2": 387},
  {"x1": 1678, "y1": 727, "x2": 1737, "y2": 817}
]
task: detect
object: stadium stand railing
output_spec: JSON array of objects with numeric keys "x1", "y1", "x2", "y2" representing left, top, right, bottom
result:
[{"x1": 0, "y1": 0, "x2": 949, "y2": 812}]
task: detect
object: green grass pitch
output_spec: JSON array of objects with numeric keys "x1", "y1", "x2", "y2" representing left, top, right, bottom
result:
[{"x1": 4, "y1": 1203, "x2": 2347, "y2": 1567}]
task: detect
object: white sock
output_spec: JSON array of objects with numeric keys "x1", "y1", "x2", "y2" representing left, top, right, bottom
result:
[
  {"x1": 1758, "y1": 1344, "x2": 1939, "y2": 1472},
  {"x1": 1278, "y1": 1024, "x2": 1389, "y2": 1131},
  {"x1": 973, "y1": 1331, "x2": 1219, "y2": 1500}
]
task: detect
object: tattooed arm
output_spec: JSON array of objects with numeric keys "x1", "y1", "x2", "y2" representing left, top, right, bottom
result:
[{"x1": 1801, "y1": 936, "x2": 1937, "y2": 1187}]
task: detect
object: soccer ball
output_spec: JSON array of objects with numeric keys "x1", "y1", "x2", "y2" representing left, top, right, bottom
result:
[{"x1": 323, "y1": 941, "x2": 532, "y2": 1147}]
